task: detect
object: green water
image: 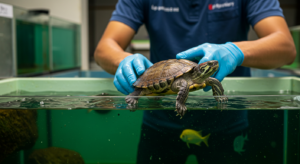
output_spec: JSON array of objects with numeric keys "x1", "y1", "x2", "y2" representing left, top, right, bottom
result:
[
  {"x1": 16, "y1": 20, "x2": 50, "y2": 75},
  {"x1": 15, "y1": 19, "x2": 81, "y2": 76},
  {"x1": 0, "y1": 90, "x2": 300, "y2": 164},
  {"x1": 52, "y1": 25, "x2": 81, "y2": 71}
]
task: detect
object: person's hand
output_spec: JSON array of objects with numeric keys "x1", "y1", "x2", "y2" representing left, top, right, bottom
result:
[
  {"x1": 176, "y1": 42, "x2": 244, "y2": 91},
  {"x1": 114, "y1": 53, "x2": 153, "y2": 95}
]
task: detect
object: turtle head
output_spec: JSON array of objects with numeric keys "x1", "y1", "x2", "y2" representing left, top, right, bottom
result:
[{"x1": 192, "y1": 60, "x2": 219, "y2": 82}]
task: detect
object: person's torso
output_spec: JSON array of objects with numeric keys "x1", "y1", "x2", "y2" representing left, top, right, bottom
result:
[
  {"x1": 141, "y1": 0, "x2": 250, "y2": 132},
  {"x1": 142, "y1": 0, "x2": 249, "y2": 63}
]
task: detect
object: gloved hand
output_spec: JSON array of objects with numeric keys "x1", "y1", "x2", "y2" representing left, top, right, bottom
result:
[
  {"x1": 114, "y1": 53, "x2": 153, "y2": 95},
  {"x1": 176, "y1": 42, "x2": 244, "y2": 91}
]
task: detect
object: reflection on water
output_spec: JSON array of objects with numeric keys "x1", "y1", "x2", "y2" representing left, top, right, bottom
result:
[{"x1": 0, "y1": 90, "x2": 299, "y2": 110}]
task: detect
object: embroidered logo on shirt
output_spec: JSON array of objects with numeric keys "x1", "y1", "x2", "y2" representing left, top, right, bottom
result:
[
  {"x1": 208, "y1": 2, "x2": 234, "y2": 10},
  {"x1": 151, "y1": 5, "x2": 179, "y2": 12}
]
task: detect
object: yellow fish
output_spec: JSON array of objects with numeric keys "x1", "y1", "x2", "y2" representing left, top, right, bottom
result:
[{"x1": 180, "y1": 129, "x2": 211, "y2": 148}]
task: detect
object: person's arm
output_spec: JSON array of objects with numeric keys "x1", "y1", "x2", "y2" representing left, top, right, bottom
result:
[
  {"x1": 235, "y1": 16, "x2": 296, "y2": 69},
  {"x1": 94, "y1": 21, "x2": 135, "y2": 75},
  {"x1": 94, "y1": 21, "x2": 152, "y2": 95},
  {"x1": 94, "y1": 0, "x2": 151, "y2": 95},
  {"x1": 176, "y1": 16, "x2": 296, "y2": 89}
]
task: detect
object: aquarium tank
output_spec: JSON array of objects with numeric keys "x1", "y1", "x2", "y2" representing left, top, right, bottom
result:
[{"x1": 0, "y1": 77, "x2": 299, "y2": 164}]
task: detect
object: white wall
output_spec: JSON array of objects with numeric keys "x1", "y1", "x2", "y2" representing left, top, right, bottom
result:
[{"x1": 0, "y1": 0, "x2": 82, "y2": 23}]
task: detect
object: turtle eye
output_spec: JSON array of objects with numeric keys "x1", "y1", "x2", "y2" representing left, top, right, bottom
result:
[{"x1": 201, "y1": 68, "x2": 205, "y2": 72}]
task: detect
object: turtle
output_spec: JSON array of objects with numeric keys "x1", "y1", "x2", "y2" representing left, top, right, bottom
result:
[{"x1": 125, "y1": 59, "x2": 228, "y2": 118}]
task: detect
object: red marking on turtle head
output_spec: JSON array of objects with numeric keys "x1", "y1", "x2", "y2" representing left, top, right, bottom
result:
[{"x1": 199, "y1": 62, "x2": 207, "y2": 66}]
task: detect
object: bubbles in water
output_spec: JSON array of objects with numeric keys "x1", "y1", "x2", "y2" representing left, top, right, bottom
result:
[
  {"x1": 268, "y1": 73, "x2": 275, "y2": 77},
  {"x1": 21, "y1": 98, "x2": 26, "y2": 101},
  {"x1": 270, "y1": 141, "x2": 276, "y2": 148},
  {"x1": 40, "y1": 101, "x2": 44, "y2": 105},
  {"x1": 68, "y1": 108, "x2": 72, "y2": 110}
]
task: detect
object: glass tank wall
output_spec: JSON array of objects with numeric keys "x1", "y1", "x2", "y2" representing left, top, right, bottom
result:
[
  {"x1": 50, "y1": 17, "x2": 81, "y2": 71},
  {"x1": 13, "y1": 6, "x2": 81, "y2": 76},
  {"x1": 14, "y1": 7, "x2": 50, "y2": 76},
  {"x1": 283, "y1": 26, "x2": 300, "y2": 69},
  {"x1": 0, "y1": 14, "x2": 14, "y2": 78}
]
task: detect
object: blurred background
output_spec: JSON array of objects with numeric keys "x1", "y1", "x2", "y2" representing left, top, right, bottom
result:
[{"x1": 0, "y1": 0, "x2": 299, "y2": 78}]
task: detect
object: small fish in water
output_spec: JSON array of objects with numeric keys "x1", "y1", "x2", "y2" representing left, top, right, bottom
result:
[
  {"x1": 180, "y1": 129, "x2": 211, "y2": 148},
  {"x1": 233, "y1": 133, "x2": 248, "y2": 155}
]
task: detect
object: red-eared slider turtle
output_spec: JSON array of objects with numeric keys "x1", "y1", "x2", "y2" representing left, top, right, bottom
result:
[{"x1": 125, "y1": 59, "x2": 228, "y2": 118}]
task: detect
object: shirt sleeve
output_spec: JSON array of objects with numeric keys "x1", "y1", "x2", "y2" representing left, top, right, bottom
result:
[
  {"x1": 245, "y1": 0, "x2": 284, "y2": 27},
  {"x1": 110, "y1": 0, "x2": 145, "y2": 33}
]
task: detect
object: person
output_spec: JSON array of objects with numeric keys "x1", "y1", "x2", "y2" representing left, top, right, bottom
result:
[{"x1": 94, "y1": 0, "x2": 296, "y2": 163}]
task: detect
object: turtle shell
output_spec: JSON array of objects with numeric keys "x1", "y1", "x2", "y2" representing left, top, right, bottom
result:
[{"x1": 133, "y1": 59, "x2": 197, "y2": 89}]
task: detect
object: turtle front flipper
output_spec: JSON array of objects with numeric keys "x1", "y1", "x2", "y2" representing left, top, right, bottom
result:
[
  {"x1": 205, "y1": 77, "x2": 228, "y2": 103},
  {"x1": 175, "y1": 79, "x2": 189, "y2": 119},
  {"x1": 125, "y1": 88, "x2": 144, "y2": 111}
]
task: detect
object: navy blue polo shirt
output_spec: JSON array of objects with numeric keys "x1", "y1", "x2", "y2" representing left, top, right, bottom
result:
[{"x1": 110, "y1": 0, "x2": 284, "y2": 133}]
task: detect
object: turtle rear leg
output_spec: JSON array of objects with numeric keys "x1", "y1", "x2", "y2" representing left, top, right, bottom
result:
[
  {"x1": 174, "y1": 79, "x2": 189, "y2": 118},
  {"x1": 205, "y1": 77, "x2": 228, "y2": 103}
]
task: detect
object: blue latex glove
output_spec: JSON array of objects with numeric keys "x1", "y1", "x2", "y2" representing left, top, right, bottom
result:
[
  {"x1": 114, "y1": 53, "x2": 153, "y2": 95},
  {"x1": 176, "y1": 42, "x2": 244, "y2": 91}
]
